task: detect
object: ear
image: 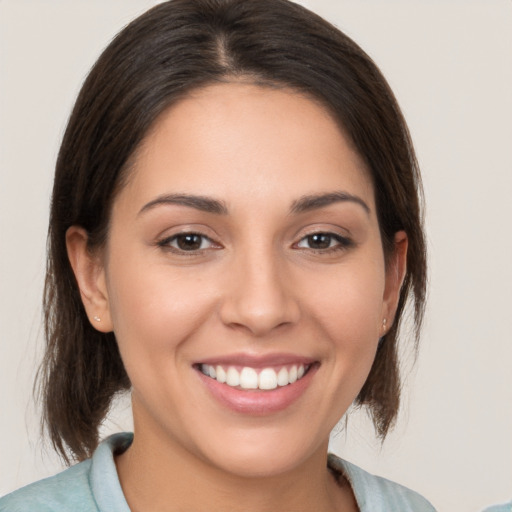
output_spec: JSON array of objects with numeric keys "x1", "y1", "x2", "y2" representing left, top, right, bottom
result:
[
  {"x1": 66, "y1": 226, "x2": 113, "y2": 333},
  {"x1": 381, "y1": 230, "x2": 408, "y2": 334}
]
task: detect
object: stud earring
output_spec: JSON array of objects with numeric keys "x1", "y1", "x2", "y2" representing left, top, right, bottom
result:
[{"x1": 93, "y1": 316, "x2": 101, "y2": 322}]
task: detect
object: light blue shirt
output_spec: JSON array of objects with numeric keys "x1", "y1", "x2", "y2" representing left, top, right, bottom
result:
[
  {"x1": 0, "y1": 432, "x2": 436, "y2": 511},
  {"x1": 481, "y1": 503, "x2": 512, "y2": 512}
]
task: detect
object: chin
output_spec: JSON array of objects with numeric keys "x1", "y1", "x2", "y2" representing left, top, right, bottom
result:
[{"x1": 195, "y1": 426, "x2": 327, "y2": 479}]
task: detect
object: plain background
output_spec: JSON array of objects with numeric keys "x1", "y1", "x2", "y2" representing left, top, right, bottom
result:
[{"x1": 1, "y1": 1, "x2": 511, "y2": 510}]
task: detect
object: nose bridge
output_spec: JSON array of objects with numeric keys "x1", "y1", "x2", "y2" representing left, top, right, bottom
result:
[{"x1": 220, "y1": 241, "x2": 299, "y2": 336}]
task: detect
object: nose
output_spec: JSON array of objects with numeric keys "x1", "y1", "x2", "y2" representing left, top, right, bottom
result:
[{"x1": 219, "y1": 249, "x2": 300, "y2": 337}]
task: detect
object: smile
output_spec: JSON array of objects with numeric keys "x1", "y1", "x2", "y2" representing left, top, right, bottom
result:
[
  {"x1": 195, "y1": 355, "x2": 318, "y2": 414},
  {"x1": 199, "y1": 364, "x2": 309, "y2": 390}
]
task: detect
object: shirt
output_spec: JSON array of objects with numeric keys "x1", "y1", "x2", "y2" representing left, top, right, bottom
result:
[{"x1": 0, "y1": 432, "x2": 436, "y2": 511}]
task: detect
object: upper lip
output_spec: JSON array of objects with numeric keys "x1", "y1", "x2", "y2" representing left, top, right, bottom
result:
[{"x1": 195, "y1": 353, "x2": 317, "y2": 368}]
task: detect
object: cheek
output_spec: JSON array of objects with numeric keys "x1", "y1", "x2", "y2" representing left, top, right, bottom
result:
[
  {"x1": 271, "y1": 259, "x2": 385, "y2": 436},
  {"x1": 301, "y1": 258, "x2": 385, "y2": 342},
  {"x1": 105, "y1": 254, "x2": 219, "y2": 362},
  {"x1": 300, "y1": 257, "x2": 385, "y2": 397}
]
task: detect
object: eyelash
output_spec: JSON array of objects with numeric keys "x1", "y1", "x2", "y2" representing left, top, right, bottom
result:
[
  {"x1": 156, "y1": 231, "x2": 354, "y2": 255},
  {"x1": 294, "y1": 232, "x2": 354, "y2": 253},
  {"x1": 157, "y1": 233, "x2": 219, "y2": 255}
]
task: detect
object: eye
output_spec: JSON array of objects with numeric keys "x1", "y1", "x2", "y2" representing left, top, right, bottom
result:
[
  {"x1": 158, "y1": 233, "x2": 217, "y2": 252},
  {"x1": 296, "y1": 232, "x2": 352, "y2": 251}
]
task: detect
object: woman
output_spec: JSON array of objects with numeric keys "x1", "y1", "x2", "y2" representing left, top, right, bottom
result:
[{"x1": 0, "y1": 0, "x2": 433, "y2": 510}]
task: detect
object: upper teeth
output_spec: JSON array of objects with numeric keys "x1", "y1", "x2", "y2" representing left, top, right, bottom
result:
[{"x1": 200, "y1": 364, "x2": 307, "y2": 390}]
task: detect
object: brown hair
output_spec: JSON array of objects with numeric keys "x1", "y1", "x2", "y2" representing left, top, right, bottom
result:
[{"x1": 40, "y1": 0, "x2": 426, "y2": 463}]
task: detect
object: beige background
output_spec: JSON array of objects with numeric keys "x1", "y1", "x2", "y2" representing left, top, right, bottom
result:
[{"x1": 1, "y1": 1, "x2": 511, "y2": 510}]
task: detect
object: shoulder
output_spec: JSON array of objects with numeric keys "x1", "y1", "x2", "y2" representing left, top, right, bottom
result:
[
  {"x1": 328, "y1": 454, "x2": 437, "y2": 512},
  {"x1": 481, "y1": 503, "x2": 512, "y2": 512},
  {"x1": 0, "y1": 433, "x2": 133, "y2": 512},
  {"x1": 0, "y1": 460, "x2": 96, "y2": 512}
]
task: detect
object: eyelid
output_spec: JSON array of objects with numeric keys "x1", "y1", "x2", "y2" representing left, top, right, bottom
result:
[
  {"x1": 292, "y1": 228, "x2": 355, "y2": 252},
  {"x1": 296, "y1": 233, "x2": 346, "y2": 247},
  {"x1": 294, "y1": 224, "x2": 352, "y2": 241},
  {"x1": 153, "y1": 223, "x2": 220, "y2": 244},
  {"x1": 156, "y1": 230, "x2": 222, "y2": 254}
]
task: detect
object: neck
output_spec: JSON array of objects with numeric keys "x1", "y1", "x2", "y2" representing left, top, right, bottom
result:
[{"x1": 115, "y1": 427, "x2": 356, "y2": 512}]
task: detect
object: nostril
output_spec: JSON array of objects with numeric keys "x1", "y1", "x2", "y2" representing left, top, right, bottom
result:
[{"x1": 219, "y1": 295, "x2": 299, "y2": 337}]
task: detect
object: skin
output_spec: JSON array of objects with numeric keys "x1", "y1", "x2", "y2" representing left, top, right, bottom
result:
[{"x1": 67, "y1": 82, "x2": 407, "y2": 512}]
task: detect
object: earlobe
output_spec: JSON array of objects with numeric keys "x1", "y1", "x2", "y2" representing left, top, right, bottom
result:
[
  {"x1": 66, "y1": 226, "x2": 113, "y2": 333},
  {"x1": 382, "y1": 230, "x2": 408, "y2": 331}
]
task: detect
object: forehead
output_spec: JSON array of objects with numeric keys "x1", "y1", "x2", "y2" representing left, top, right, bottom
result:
[{"x1": 120, "y1": 82, "x2": 375, "y2": 214}]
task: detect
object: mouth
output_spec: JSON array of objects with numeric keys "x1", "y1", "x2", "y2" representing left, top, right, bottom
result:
[
  {"x1": 193, "y1": 355, "x2": 319, "y2": 415},
  {"x1": 196, "y1": 363, "x2": 311, "y2": 390}
]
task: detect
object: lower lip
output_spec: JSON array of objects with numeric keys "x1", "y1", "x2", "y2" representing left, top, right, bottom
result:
[{"x1": 197, "y1": 365, "x2": 318, "y2": 415}]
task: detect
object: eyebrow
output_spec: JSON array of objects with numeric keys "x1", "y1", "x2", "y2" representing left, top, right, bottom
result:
[
  {"x1": 138, "y1": 190, "x2": 370, "y2": 217},
  {"x1": 290, "y1": 191, "x2": 370, "y2": 215},
  {"x1": 138, "y1": 193, "x2": 228, "y2": 216}
]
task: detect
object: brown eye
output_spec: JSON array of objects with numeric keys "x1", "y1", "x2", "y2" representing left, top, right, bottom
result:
[
  {"x1": 296, "y1": 232, "x2": 353, "y2": 251},
  {"x1": 159, "y1": 233, "x2": 216, "y2": 252},
  {"x1": 175, "y1": 234, "x2": 203, "y2": 251},
  {"x1": 305, "y1": 233, "x2": 332, "y2": 249}
]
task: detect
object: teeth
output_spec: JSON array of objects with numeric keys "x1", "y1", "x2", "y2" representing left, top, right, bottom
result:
[
  {"x1": 200, "y1": 363, "x2": 308, "y2": 390},
  {"x1": 216, "y1": 365, "x2": 226, "y2": 383},
  {"x1": 226, "y1": 367, "x2": 240, "y2": 387},
  {"x1": 289, "y1": 365, "x2": 298, "y2": 384},
  {"x1": 277, "y1": 367, "x2": 289, "y2": 386},
  {"x1": 258, "y1": 368, "x2": 278, "y2": 390},
  {"x1": 240, "y1": 367, "x2": 258, "y2": 389}
]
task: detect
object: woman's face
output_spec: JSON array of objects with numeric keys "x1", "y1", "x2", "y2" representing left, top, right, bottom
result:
[{"x1": 75, "y1": 82, "x2": 405, "y2": 477}]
